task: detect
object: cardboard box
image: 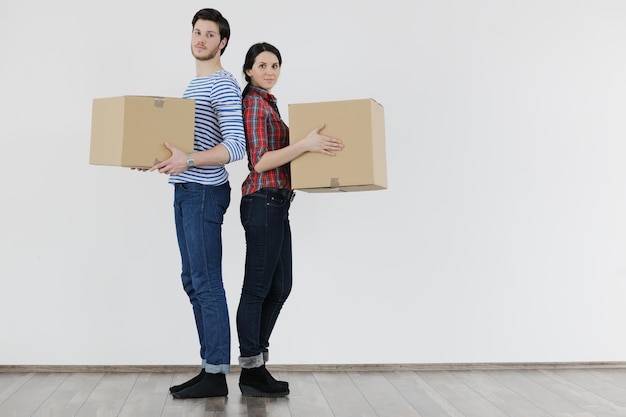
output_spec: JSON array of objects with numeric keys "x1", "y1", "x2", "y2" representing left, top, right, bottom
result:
[
  {"x1": 288, "y1": 98, "x2": 387, "y2": 192},
  {"x1": 90, "y1": 96, "x2": 195, "y2": 168}
]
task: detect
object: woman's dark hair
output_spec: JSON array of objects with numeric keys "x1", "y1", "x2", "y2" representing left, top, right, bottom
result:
[
  {"x1": 192, "y1": 8, "x2": 230, "y2": 55},
  {"x1": 242, "y1": 42, "x2": 282, "y2": 97}
]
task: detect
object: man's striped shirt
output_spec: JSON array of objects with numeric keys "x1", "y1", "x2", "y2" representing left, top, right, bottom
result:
[{"x1": 169, "y1": 70, "x2": 246, "y2": 185}]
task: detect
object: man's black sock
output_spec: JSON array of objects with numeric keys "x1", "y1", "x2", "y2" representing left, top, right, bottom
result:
[
  {"x1": 169, "y1": 369, "x2": 205, "y2": 393},
  {"x1": 172, "y1": 372, "x2": 228, "y2": 399}
]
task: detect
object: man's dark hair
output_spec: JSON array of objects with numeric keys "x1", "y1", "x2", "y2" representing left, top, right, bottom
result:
[{"x1": 192, "y1": 8, "x2": 230, "y2": 55}]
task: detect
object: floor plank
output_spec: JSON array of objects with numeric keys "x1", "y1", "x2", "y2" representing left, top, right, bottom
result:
[
  {"x1": 418, "y1": 371, "x2": 509, "y2": 417},
  {"x1": 74, "y1": 373, "x2": 139, "y2": 417},
  {"x1": 384, "y1": 371, "x2": 465, "y2": 417},
  {"x1": 348, "y1": 371, "x2": 422, "y2": 417},
  {"x1": 0, "y1": 373, "x2": 69, "y2": 417},
  {"x1": 589, "y1": 368, "x2": 626, "y2": 389},
  {"x1": 31, "y1": 372, "x2": 104, "y2": 417},
  {"x1": 488, "y1": 370, "x2": 596, "y2": 417},
  {"x1": 279, "y1": 371, "x2": 332, "y2": 417},
  {"x1": 314, "y1": 371, "x2": 377, "y2": 417},
  {"x1": 555, "y1": 369, "x2": 626, "y2": 407},
  {"x1": 529, "y1": 370, "x2": 626, "y2": 417},
  {"x1": 452, "y1": 370, "x2": 552, "y2": 417},
  {"x1": 118, "y1": 373, "x2": 173, "y2": 417},
  {"x1": 0, "y1": 373, "x2": 35, "y2": 404}
]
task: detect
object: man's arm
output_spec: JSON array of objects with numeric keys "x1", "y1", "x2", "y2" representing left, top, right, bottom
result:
[
  {"x1": 149, "y1": 142, "x2": 230, "y2": 175},
  {"x1": 213, "y1": 77, "x2": 246, "y2": 163}
]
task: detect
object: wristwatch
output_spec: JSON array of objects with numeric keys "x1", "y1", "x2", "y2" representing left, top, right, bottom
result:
[{"x1": 186, "y1": 154, "x2": 195, "y2": 168}]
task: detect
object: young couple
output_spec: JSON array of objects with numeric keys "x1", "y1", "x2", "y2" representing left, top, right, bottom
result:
[{"x1": 148, "y1": 8, "x2": 343, "y2": 398}]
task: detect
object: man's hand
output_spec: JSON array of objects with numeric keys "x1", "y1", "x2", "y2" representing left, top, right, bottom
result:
[{"x1": 149, "y1": 143, "x2": 188, "y2": 175}]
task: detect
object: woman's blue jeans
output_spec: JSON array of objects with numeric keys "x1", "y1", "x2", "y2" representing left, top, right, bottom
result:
[
  {"x1": 236, "y1": 189, "x2": 293, "y2": 364},
  {"x1": 174, "y1": 182, "x2": 231, "y2": 374}
]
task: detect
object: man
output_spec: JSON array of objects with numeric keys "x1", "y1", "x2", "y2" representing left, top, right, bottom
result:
[{"x1": 150, "y1": 8, "x2": 246, "y2": 398}]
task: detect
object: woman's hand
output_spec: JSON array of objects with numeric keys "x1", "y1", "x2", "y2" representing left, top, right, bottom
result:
[
  {"x1": 300, "y1": 124, "x2": 344, "y2": 156},
  {"x1": 149, "y1": 143, "x2": 188, "y2": 175}
]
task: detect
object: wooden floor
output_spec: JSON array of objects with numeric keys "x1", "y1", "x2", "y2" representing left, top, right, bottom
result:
[{"x1": 1, "y1": 368, "x2": 626, "y2": 416}]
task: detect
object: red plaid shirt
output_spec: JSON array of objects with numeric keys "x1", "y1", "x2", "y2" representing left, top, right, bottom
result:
[{"x1": 241, "y1": 86, "x2": 291, "y2": 196}]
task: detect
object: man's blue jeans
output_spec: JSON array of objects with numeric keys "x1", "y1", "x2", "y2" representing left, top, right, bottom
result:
[
  {"x1": 236, "y1": 189, "x2": 293, "y2": 366},
  {"x1": 174, "y1": 182, "x2": 231, "y2": 374}
]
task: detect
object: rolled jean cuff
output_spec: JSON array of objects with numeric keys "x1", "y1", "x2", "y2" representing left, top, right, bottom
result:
[
  {"x1": 239, "y1": 353, "x2": 264, "y2": 369},
  {"x1": 203, "y1": 363, "x2": 230, "y2": 374},
  {"x1": 263, "y1": 351, "x2": 269, "y2": 363}
]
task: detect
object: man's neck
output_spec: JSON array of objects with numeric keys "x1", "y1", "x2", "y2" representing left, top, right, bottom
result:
[{"x1": 196, "y1": 58, "x2": 224, "y2": 77}]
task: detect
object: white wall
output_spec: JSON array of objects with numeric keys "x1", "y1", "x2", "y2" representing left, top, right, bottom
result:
[{"x1": 2, "y1": 0, "x2": 626, "y2": 366}]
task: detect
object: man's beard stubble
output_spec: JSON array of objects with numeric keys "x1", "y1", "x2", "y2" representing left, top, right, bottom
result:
[{"x1": 192, "y1": 45, "x2": 219, "y2": 61}]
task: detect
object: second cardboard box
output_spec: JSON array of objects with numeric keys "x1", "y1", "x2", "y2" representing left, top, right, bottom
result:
[{"x1": 288, "y1": 98, "x2": 387, "y2": 192}]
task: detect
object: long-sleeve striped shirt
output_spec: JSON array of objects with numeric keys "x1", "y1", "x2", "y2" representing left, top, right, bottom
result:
[
  {"x1": 241, "y1": 86, "x2": 291, "y2": 196},
  {"x1": 169, "y1": 70, "x2": 246, "y2": 185}
]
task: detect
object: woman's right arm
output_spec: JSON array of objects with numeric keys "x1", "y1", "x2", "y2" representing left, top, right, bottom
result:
[{"x1": 253, "y1": 124, "x2": 344, "y2": 173}]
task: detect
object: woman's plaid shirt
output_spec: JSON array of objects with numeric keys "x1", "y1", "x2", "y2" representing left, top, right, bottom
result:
[{"x1": 241, "y1": 86, "x2": 291, "y2": 196}]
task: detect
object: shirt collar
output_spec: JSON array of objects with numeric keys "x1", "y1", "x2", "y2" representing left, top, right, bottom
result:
[{"x1": 249, "y1": 85, "x2": 277, "y2": 103}]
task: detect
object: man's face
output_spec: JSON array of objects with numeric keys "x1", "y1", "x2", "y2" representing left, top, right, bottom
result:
[{"x1": 191, "y1": 19, "x2": 226, "y2": 61}]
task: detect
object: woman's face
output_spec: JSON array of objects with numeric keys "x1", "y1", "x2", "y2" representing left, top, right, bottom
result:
[{"x1": 246, "y1": 51, "x2": 281, "y2": 92}]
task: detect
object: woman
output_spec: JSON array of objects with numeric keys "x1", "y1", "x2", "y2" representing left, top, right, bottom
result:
[{"x1": 236, "y1": 42, "x2": 343, "y2": 397}]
